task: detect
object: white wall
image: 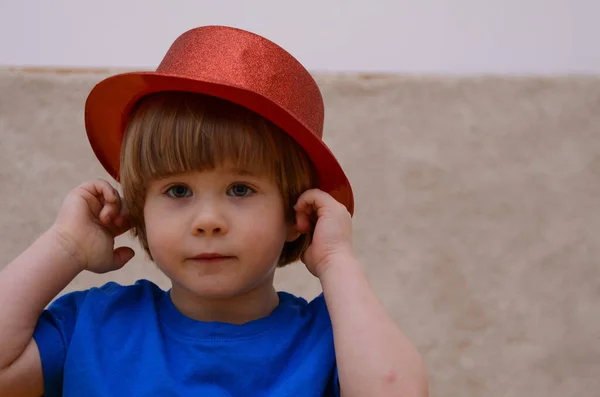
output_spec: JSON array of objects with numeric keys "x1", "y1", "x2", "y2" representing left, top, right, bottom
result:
[{"x1": 1, "y1": 0, "x2": 599, "y2": 74}]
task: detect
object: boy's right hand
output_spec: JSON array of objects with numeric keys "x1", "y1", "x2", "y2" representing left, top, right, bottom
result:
[{"x1": 49, "y1": 179, "x2": 135, "y2": 274}]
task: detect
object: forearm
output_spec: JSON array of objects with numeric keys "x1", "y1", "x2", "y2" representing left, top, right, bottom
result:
[
  {"x1": 0, "y1": 228, "x2": 83, "y2": 369},
  {"x1": 320, "y1": 255, "x2": 428, "y2": 397}
]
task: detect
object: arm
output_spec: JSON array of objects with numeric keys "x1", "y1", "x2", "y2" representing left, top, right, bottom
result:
[
  {"x1": 0, "y1": 179, "x2": 134, "y2": 396},
  {"x1": 320, "y1": 254, "x2": 428, "y2": 397},
  {"x1": 294, "y1": 189, "x2": 428, "y2": 397},
  {"x1": 0, "y1": 229, "x2": 84, "y2": 396}
]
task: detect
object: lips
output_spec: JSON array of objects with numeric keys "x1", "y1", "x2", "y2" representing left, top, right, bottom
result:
[
  {"x1": 194, "y1": 253, "x2": 230, "y2": 259},
  {"x1": 190, "y1": 253, "x2": 235, "y2": 262}
]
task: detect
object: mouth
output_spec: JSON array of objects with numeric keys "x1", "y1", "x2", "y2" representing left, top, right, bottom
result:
[{"x1": 190, "y1": 253, "x2": 235, "y2": 262}]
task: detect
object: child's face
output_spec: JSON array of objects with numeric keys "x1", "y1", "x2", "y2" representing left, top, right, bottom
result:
[{"x1": 142, "y1": 163, "x2": 299, "y2": 301}]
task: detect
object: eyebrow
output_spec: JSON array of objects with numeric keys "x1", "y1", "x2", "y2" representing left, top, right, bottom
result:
[{"x1": 229, "y1": 168, "x2": 258, "y2": 177}]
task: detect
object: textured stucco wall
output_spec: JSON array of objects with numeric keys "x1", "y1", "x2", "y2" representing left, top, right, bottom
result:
[{"x1": 1, "y1": 70, "x2": 599, "y2": 396}]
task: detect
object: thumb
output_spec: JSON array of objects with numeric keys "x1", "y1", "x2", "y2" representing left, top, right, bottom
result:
[{"x1": 113, "y1": 246, "x2": 135, "y2": 268}]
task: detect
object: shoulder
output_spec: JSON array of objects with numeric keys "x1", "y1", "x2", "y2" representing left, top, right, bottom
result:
[
  {"x1": 278, "y1": 291, "x2": 325, "y2": 310},
  {"x1": 276, "y1": 291, "x2": 332, "y2": 328},
  {"x1": 36, "y1": 279, "x2": 166, "y2": 344},
  {"x1": 85, "y1": 278, "x2": 165, "y2": 301},
  {"x1": 278, "y1": 290, "x2": 326, "y2": 309},
  {"x1": 46, "y1": 279, "x2": 166, "y2": 316}
]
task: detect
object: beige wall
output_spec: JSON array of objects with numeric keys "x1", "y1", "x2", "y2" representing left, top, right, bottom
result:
[{"x1": 1, "y1": 70, "x2": 599, "y2": 396}]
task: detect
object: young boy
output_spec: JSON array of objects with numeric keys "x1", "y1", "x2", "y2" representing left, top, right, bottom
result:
[{"x1": 0, "y1": 26, "x2": 427, "y2": 396}]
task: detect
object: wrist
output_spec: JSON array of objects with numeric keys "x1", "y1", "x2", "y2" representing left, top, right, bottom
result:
[
  {"x1": 317, "y1": 249, "x2": 360, "y2": 280},
  {"x1": 46, "y1": 226, "x2": 88, "y2": 273}
]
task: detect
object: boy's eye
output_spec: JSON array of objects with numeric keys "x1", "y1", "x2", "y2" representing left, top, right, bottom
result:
[
  {"x1": 227, "y1": 184, "x2": 254, "y2": 197},
  {"x1": 166, "y1": 185, "x2": 192, "y2": 198}
]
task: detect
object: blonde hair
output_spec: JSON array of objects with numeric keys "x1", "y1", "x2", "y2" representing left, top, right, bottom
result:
[{"x1": 119, "y1": 91, "x2": 316, "y2": 266}]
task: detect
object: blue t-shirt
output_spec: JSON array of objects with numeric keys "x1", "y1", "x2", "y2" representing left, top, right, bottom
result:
[{"x1": 33, "y1": 279, "x2": 339, "y2": 396}]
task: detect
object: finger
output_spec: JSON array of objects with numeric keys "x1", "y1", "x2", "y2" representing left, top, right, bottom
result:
[
  {"x1": 294, "y1": 190, "x2": 331, "y2": 232},
  {"x1": 99, "y1": 200, "x2": 123, "y2": 227},
  {"x1": 112, "y1": 197, "x2": 132, "y2": 227},
  {"x1": 294, "y1": 199, "x2": 314, "y2": 219},
  {"x1": 105, "y1": 209, "x2": 133, "y2": 238},
  {"x1": 97, "y1": 184, "x2": 123, "y2": 224},
  {"x1": 80, "y1": 179, "x2": 119, "y2": 203},
  {"x1": 295, "y1": 210, "x2": 311, "y2": 234},
  {"x1": 112, "y1": 213, "x2": 133, "y2": 237},
  {"x1": 113, "y1": 246, "x2": 135, "y2": 269},
  {"x1": 99, "y1": 203, "x2": 116, "y2": 224},
  {"x1": 76, "y1": 179, "x2": 120, "y2": 218},
  {"x1": 298, "y1": 189, "x2": 350, "y2": 218},
  {"x1": 294, "y1": 189, "x2": 332, "y2": 216},
  {"x1": 95, "y1": 179, "x2": 119, "y2": 204}
]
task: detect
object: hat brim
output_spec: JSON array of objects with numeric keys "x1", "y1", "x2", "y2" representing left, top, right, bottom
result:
[{"x1": 84, "y1": 72, "x2": 354, "y2": 214}]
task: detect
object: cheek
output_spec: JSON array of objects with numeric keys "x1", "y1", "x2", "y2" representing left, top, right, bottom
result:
[
  {"x1": 237, "y1": 209, "x2": 288, "y2": 252},
  {"x1": 143, "y1": 209, "x2": 181, "y2": 260},
  {"x1": 146, "y1": 230, "x2": 180, "y2": 267}
]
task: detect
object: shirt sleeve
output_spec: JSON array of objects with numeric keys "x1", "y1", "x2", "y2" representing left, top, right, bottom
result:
[{"x1": 32, "y1": 288, "x2": 90, "y2": 396}]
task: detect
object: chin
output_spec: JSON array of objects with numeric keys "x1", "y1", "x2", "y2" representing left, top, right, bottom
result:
[{"x1": 160, "y1": 262, "x2": 277, "y2": 300}]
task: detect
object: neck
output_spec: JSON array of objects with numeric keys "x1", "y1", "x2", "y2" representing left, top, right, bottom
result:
[{"x1": 169, "y1": 279, "x2": 280, "y2": 324}]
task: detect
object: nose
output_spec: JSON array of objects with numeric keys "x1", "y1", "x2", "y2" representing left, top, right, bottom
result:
[{"x1": 191, "y1": 202, "x2": 229, "y2": 236}]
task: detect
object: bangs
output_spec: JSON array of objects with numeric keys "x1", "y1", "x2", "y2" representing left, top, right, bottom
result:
[{"x1": 120, "y1": 92, "x2": 281, "y2": 184}]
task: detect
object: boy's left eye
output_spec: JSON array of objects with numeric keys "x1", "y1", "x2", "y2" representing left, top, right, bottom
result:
[{"x1": 227, "y1": 184, "x2": 254, "y2": 197}]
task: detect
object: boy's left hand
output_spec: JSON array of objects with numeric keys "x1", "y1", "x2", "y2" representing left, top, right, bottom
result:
[{"x1": 294, "y1": 189, "x2": 354, "y2": 278}]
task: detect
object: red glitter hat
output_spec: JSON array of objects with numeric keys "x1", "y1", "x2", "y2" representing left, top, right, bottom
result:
[{"x1": 84, "y1": 25, "x2": 354, "y2": 214}]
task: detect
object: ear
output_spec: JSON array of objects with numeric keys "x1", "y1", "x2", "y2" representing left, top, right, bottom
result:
[{"x1": 285, "y1": 220, "x2": 301, "y2": 242}]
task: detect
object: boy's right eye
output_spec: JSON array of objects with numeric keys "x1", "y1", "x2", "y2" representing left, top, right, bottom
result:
[{"x1": 165, "y1": 185, "x2": 192, "y2": 198}]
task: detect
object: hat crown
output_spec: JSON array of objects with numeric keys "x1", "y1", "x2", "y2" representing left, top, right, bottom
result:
[
  {"x1": 84, "y1": 25, "x2": 354, "y2": 214},
  {"x1": 155, "y1": 26, "x2": 324, "y2": 138}
]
